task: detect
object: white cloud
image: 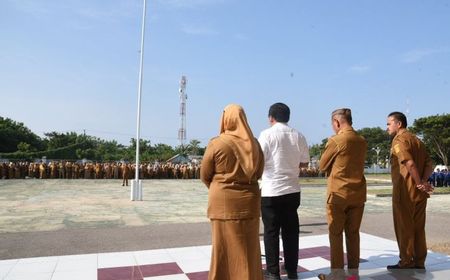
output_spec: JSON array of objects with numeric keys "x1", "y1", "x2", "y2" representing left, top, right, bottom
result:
[
  {"x1": 401, "y1": 48, "x2": 449, "y2": 63},
  {"x1": 348, "y1": 64, "x2": 371, "y2": 73},
  {"x1": 181, "y1": 24, "x2": 217, "y2": 35}
]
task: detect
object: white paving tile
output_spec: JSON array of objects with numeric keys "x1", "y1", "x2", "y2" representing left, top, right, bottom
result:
[
  {"x1": 425, "y1": 251, "x2": 450, "y2": 266},
  {"x1": 54, "y1": 256, "x2": 97, "y2": 272},
  {"x1": 134, "y1": 249, "x2": 174, "y2": 265},
  {"x1": 360, "y1": 249, "x2": 398, "y2": 263},
  {"x1": 50, "y1": 269, "x2": 97, "y2": 280},
  {"x1": 196, "y1": 245, "x2": 212, "y2": 258},
  {"x1": 8, "y1": 260, "x2": 56, "y2": 274},
  {"x1": 0, "y1": 259, "x2": 18, "y2": 266},
  {"x1": 299, "y1": 256, "x2": 330, "y2": 271},
  {"x1": 427, "y1": 261, "x2": 450, "y2": 272},
  {"x1": 57, "y1": 253, "x2": 97, "y2": 262},
  {"x1": 4, "y1": 271, "x2": 53, "y2": 280},
  {"x1": 176, "y1": 257, "x2": 210, "y2": 273},
  {"x1": 0, "y1": 262, "x2": 16, "y2": 279},
  {"x1": 359, "y1": 268, "x2": 394, "y2": 278},
  {"x1": 16, "y1": 256, "x2": 58, "y2": 265},
  {"x1": 299, "y1": 234, "x2": 329, "y2": 248},
  {"x1": 97, "y1": 251, "x2": 137, "y2": 268},
  {"x1": 143, "y1": 274, "x2": 189, "y2": 280},
  {"x1": 359, "y1": 261, "x2": 383, "y2": 270},
  {"x1": 166, "y1": 246, "x2": 208, "y2": 262}
]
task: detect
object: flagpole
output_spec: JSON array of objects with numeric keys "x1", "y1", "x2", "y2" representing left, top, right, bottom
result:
[{"x1": 132, "y1": 0, "x2": 147, "y2": 201}]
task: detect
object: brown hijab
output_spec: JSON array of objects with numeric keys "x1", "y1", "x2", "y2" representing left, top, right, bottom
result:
[{"x1": 219, "y1": 104, "x2": 261, "y2": 181}]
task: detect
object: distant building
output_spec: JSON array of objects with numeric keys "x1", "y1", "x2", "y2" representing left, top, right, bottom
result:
[
  {"x1": 166, "y1": 154, "x2": 190, "y2": 164},
  {"x1": 166, "y1": 154, "x2": 203, "y2": 164}
]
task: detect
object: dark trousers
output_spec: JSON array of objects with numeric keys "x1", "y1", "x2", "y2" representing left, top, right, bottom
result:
[{"x1": 261, "y1": 192, "x2": 300, "y2": 274}]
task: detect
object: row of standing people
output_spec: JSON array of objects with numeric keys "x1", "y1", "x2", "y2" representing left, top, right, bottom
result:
[
  {"x1": 200, "y1": 103, "x2": 433, "y2": 280},
  {"x1": 1, "y1": 160, "x2": 323, "y2": 180},
  {"x1": 428, "y1": 168, "x2": 450, "y2": 187},
  {"x1": 0, "y1": 162, "x2": 201, "y2": 180}
]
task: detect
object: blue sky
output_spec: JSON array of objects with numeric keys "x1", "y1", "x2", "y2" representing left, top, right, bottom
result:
[{"x1": 1, "y1": 0, "x2": 449, "y2": 147}]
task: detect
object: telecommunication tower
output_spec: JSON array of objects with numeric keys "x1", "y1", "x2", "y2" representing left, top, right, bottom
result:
[{"x1": 178, "y1": 76, "x2": 187, "y2": 147}]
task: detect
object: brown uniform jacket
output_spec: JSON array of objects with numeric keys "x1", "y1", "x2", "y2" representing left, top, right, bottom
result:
[
  {"x1": 390, "y1": 129, "x2": 432, "y2": 203},
  {"x1": 200, "y1": 136, "x2": 264, "y2": 220},
  {"x1": 319, "y1": 127, "x2": 367, "y2": 204}
]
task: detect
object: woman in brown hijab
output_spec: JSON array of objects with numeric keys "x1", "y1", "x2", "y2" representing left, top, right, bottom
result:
[{"x1": 201, "y1": 104, "x2": 265, "y2": 280}]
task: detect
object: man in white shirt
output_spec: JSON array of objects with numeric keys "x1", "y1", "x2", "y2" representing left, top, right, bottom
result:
[{"x1": 259, "y1": 103, "x2": 310, "y2": 280}]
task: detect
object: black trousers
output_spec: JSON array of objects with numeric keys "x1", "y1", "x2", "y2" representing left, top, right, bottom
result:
[{"x1": 261, "y1": 192, "x2": 300, "y2": 274}]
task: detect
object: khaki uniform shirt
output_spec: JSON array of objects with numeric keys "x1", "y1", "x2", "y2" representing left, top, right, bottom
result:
[
  {"x1": 390, "y1": 129, "x2": 432, "y2": 203},
  {"x1": 201, "y1": 136, "x2": 264, "y2": 220},
  {"x1": 319, "y1": 127, "x2": 367, "y2": 204}
]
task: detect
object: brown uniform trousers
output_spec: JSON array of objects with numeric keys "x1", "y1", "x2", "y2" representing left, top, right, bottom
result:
[
  {"x1": 390, "y1": 129, "x2": 431, "y2": 268},
  {"x1": 319, "y1": 127, "x2": 367, "y2": 269}
]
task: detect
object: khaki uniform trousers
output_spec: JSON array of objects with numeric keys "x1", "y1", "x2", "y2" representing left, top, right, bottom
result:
[
  {"x1": 326, "y1": 202, "x2": 365, "y2": 269},
  {"x1": 209, "y1": 218, "x2": 263, "y2": 280},
  {"x1": 393, "y1": 198, "x2": 427, "y2": 267}
]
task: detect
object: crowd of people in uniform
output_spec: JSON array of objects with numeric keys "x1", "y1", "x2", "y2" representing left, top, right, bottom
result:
[
  {"x1": 0, "y1": 161, "x2": 324, "y2": 181},
  {"x1": 0, "y1": 161, "x2": 202, "y2": 180},
  {"x1": 428, "y1": 168, "x2": 450, "y2": 187}
]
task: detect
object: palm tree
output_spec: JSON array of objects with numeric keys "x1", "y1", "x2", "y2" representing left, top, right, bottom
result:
[{"x1": 187, "y1": 139, "x2": 201, "y2": 155}]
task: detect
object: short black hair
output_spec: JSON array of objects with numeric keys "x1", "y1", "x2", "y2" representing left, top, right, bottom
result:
[
  {"x1": 269, "y1": 103, "x2": 290, "y2": 123},
  {"x1": 388, "y1": 111, "x2": 407, "y2": 128}
]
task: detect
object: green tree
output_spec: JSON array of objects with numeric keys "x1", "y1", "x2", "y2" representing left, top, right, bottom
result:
[
  {"x1": 356, "y1": 127, "x2": 390, "y2": 166},
  {"x1": 309, "y1": 139, "x2": 327, "y2": 159},
  {"x1": 17, "y1": 142, "x2": 31, "y2": 153},
  {"x1": 124, "y1": 138, "x2": 152, "y2": 161},
  {"x1": 186, "y1": 139, "x2": 201, "y2": 155},
  {"x1": 43, "y1": 131, "x2": 87, "y2": 159},
  {"x1": 0, "y1": 116, "x2": 43, "y2": 153},
  {"x1": 410, "y1": 114, "x2": 450, "y2": 166},
  {"x1": 152, "y1": 143, "x2": 176, "y2": 161}
]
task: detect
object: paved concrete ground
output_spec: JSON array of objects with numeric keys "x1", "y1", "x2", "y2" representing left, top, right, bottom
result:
[{"x1": 1, "y1": 179, "x2": 449, "y2": 260}]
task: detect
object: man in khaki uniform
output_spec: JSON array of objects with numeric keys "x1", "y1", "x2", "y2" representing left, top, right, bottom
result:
[
  {"x1": 122, "y1": 163, "x2": 130, "y2": 186},
  {"x1": 39, "y1": 162, "x2": 47, "y2": 179},
  {"x1": 386, "y1": 112, "x2": 433, "y2": 270},
  {"x1": 318, "y1": 108, "x2": 367, "y2": 280}
]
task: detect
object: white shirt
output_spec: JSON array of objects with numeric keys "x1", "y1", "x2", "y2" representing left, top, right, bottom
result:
[{"x1": 258, "y1": 122, "x2": 309, "y2": 197}]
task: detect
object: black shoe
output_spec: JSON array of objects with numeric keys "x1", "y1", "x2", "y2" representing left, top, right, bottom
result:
[
  {"x1": 264, "y1": 270, "x2": 281, "y2": 280},
  {"x1": 287, "y1": 270, "x2": 298, "y2": 279},
  {"x1": 386, "y1": 264, "x2": 413, "y2": 270},
  {"x1": 317, "y1": 274, "x2": 326, "y2": 280}
]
